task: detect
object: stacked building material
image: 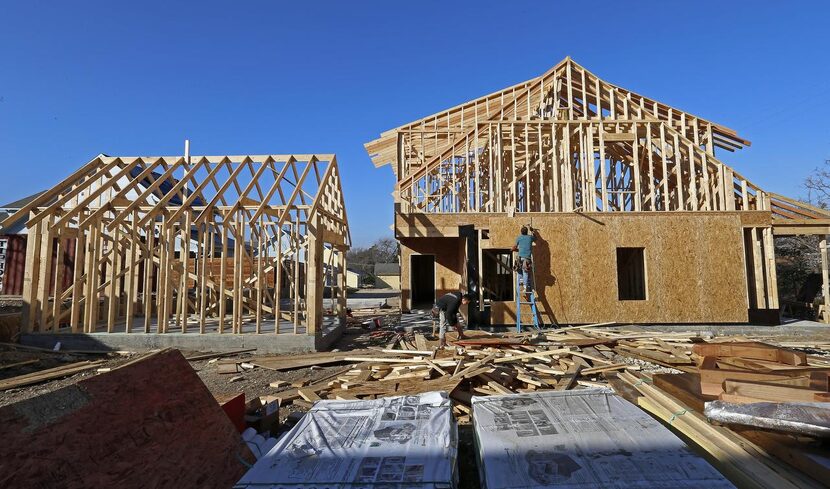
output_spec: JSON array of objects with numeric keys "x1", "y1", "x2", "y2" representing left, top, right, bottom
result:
[
  {"x1": 691, "y1": 341, "x2": 830, "y2": 402},
  {"x1": 618, "y1": 340, "x2": 830, "y2": 488},
  {"x1": 235, "y1": 391, "x2": 457, "y2": 489},
  {"x1": 471, "y1": 389, "x2": 734, "y2": 489},
  {"x1": 258, "y1": 324, "x2": 707, "y2": 419}
]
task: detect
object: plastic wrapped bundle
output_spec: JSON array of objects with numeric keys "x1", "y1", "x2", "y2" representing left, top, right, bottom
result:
[
  {"x1": 704, "y1": 401, "x2": 830, "y2": 438},
  {"x1": 235, "y1": 391, "x2": 458, "y2": 489},
  {"x1": 472, "y1": 388, "x2": 734, "y2": 489}
]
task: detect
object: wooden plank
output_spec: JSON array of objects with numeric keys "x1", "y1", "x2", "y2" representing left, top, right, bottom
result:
[
  {"x1": 0, "y1": 359, "x2": 40, "y2": 370},
  {"x1": 0, "y1": 360, "x2": 106, "y2": 391},
  {"x1": 692, "y1": 342, "x2": 807, "y2": 366},
  {"x1": 297, "y1": 388, "x2": 322, "y2": 402},
  {"x1": 554, "y1": 363, "x2": 582, "y2": 390},
  {"x1": 184, "y1": 348, "x2": 257, "y2": 361},
  {"x1": 698, "y1": 357, "x2": 819, "y2": 396},
  {"x1": 723, "y1": 380, "x2": 828, "y2": 403},
  {"x1": 492, "y1": 348, "x2": 570, "y2": 364}
]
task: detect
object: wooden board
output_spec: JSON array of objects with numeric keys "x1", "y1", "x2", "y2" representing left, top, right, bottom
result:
[
  {"x1": 692, "y1": 342, "x2": 807, "y2": 366},
  {"x1": 698, "y1": 357, "x2": 820, "y2": 395},
  {"x1": 723, "y1": 380, "x2": 828, "y2": 403},
  {"x1": 454, "y1": 337, "x2": 526, "y2": 347},
  {"x1": 340, "y1": 374, "x2": 463, "y2": 399},
  {"x1": 252, "y1": 350, "x2": 388, "y2": 371},
  {"x1": 0, "y1": 349, "x2": 252, "y2": 489}
]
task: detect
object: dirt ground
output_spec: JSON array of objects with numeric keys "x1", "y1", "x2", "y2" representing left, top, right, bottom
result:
[
  {"x1": 4, "y1": 318, "x2": 830, "y2": 412},
  {"x1": 2, "y1": 317, "x2": 829, "y2": 489},
  {"x1": 0, "y1": 320, "x2": 416, "y2": 426}
]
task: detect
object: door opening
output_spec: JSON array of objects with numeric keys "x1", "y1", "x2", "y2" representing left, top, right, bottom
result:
[{"x1": 411, "y1": 254, "x2": 435, "y2": 307}]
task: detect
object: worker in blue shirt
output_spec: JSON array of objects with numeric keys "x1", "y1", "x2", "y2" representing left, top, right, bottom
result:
[{"x1": 512, "y1": 226, "x2": 537, "y2": 293}]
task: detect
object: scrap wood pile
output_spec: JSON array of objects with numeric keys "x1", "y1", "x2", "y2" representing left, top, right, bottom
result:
[
  {"x1": 345, "y1": 307, "x2": 400, "y2": 329},
  {"x1": 692, "y1": 341, "x2": 830, "y2": 402},
  {"x1": 256, "y1": 322, "x2": 717, "y2": 421}
]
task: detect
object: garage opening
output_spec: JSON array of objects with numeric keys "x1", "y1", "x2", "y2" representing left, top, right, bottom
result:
[
  {"x1": 617, "y1": 247, "x2": 646, "y2": 300},
  {"x1": 410, "y1": 254, "x2": 435, "y2": 307}
]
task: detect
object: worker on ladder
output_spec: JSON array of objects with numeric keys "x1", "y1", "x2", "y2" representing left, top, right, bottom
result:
[
  {"x1": 512, "y1": 226, "x2": 537, "y2": 293},
  {"x1": 512, "y1": 225, "x2": 543, "y2": 332}
]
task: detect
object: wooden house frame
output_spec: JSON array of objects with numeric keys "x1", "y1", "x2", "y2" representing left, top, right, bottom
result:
[
  {"x1": 0, "y1": 153, "x2": 350, "y2": 342},
  {"x1": 366, "y1": 57, "x2": 830, "y2": 325}
]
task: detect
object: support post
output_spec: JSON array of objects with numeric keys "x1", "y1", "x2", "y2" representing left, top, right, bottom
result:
[
  {"x1": 821, "y1": 236, "x2": 829, "y2": 324},
  {"x1": 305, "y1": 214, "x2": 323, "y2": 336},
  {"x1": 21, "y1": 213, "x2": 43, "y2": 333}
]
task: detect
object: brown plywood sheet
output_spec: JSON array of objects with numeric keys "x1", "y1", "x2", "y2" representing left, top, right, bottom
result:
[
  {"x1": 398, "y1": 212, "x2": 750, "y2": 324},
  {"x1": 0, "y1": 349, "x2": 252, "y2": 489}
]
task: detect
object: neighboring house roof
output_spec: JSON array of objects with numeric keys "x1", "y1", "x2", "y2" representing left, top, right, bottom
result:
[
  {"x1": 1, "y1": 190, "x2": 48, "y2": 210},
  {"x1": 374, "y1": 263, "x2": 400, "y2": 276},
  {"x1": 0, "y1": 190, "x2": 48, "y2": 235}
]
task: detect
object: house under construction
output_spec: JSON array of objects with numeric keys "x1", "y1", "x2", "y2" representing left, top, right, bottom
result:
[
  {"x1": 365, "y1": 57, "x2": 830, "y2": 326},
  {"x1": 0, "y1": 152, "x2": 350, "y2": 352}
]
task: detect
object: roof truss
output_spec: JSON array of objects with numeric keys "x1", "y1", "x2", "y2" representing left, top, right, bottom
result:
[
  {"x1": 365, "y1": 57, "x2": 826, "y2": 223},
  {"x1": 8, "y1": 154, "x2": 351, "y2": 337}
]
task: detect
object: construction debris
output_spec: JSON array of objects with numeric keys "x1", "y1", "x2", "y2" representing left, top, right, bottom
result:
[
  {"x1": 185, "y1": 348, "x2": 258, "y2": 361},
  {"x1": 256, "y1": 324, "x2": 686, "y2": 413}
]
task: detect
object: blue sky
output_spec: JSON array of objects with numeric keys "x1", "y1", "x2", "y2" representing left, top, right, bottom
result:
[{"x1": 1, "y1": 1, "x2": 829, "y2": 246}]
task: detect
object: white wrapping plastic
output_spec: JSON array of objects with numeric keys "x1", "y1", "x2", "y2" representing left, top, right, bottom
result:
[
  {"x1": 235, "y1": 391, "x2": 457, "y2": 489},
  {"x1": 472, "y1": 388, "x2": 734, "y2": 489},
  {"x1": 704, "y1": 400, "x2": 830, "y2": 438}
]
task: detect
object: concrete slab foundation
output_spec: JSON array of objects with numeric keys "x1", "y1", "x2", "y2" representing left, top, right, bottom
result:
[{"x1": 20, "y1": 323, "x2": 346, "y2": 354}]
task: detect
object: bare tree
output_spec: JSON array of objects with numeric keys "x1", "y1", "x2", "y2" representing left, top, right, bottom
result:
[
  {"x1": 347, "y1": 237, "x2": 400, "y2": 284},
  {"x1": 775, "y1": 159, "x2": 829, "y2": 306},
  {"x1": 803, "y1": 159, "x2": 830, "y2": 208}
]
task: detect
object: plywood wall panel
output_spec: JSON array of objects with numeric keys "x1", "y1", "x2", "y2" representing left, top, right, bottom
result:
[
  {"x1": 400, "y1": 237, "x2": 464, "y2": 310},
  {"x1": 398, "y1": 212, "x2": 753, "y2": 324}
]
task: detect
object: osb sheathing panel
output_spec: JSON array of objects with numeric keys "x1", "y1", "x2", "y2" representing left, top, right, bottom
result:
[
  {"x1": 400, "y1": 237, "x2": 464, "y2": 309},
  {"x1": 398, "y1": 212, "x2": 753, "y2": 324},
  {"x1": 739, "y1": 211, "x2": 773, "y2": 227}
]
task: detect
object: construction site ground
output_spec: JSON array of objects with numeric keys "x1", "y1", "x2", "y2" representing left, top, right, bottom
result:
[
  {"x1": 3, "y1": 312, "x2": 830, "y2": 489},
  {"x1": 2, "y1": 314, "x2": 828, "y2": 413}
]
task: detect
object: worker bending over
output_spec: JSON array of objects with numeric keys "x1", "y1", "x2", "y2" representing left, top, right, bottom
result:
[
  {"x1": 512, "y1": 226, "x2": 537, "y2": 293},
  {"x1": 432, "y1": 291, "x2": 472, "y2": 348}
]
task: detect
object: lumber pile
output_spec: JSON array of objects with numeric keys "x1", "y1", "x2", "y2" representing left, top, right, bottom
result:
[
  {"x1": 612, "y1": 339, "x2": 830, "y2": 488},
  {"x1": 616, "y1": 370, "x2": 825, "y2": 489},
  {"x1": 691, "y1": 341, "x2": 830, "y2": 402},
  {"x1": 265, "y1": 323, "x2": 672, "y2": 420}
]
